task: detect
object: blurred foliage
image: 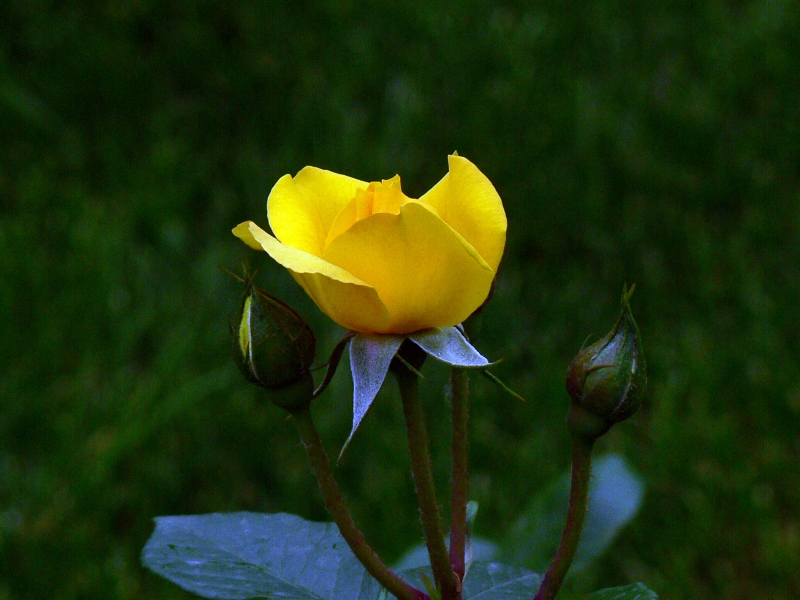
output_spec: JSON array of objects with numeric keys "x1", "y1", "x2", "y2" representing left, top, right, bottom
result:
[{"x1": 1, "y1": 0, "x2": 799, "y2": 598}]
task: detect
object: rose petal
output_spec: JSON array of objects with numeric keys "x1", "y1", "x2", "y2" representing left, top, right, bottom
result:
[
  {"x1": 232, "y1": 221, "x2": 391, "y2": 332},
  {"x1": 324, "y1": 176, "x2": 411, "y2": 249},
  {"x1": 419, "y1": 154, "x2": 507, "y2": 271},
  {"x1": 322, "y1": 202, "x2": 495, "y2": 334},
  {"x1": 324, "y1": 193, "x2": 360, "y2": 249},
  {"x1": 268, "y1": 167, "x2": 368, "y2": 257}
]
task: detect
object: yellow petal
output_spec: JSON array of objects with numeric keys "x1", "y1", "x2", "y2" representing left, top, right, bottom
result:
[
  {"x1": 268, "y1": 167, "x2": 367, "y2": 256},
  {"x1": 371, "y1": 175, "x2": 405, "y2": 214},
  {"x1": 324, "y1": 176, "x2": 412, "y2": 249},
  {"x1": 419, "y1": 154, "x2": 507, "y2": 271},
  {"x1": 288, "y1": 271, "x2": 392, "y2": 333},
  {"x1": 264, "y1": 174, "x2": 324, "y2": 256},
  {"x1": 232, "y1": 221, "x2": 391, "y2": 332},
  {"x1": 324, "y1": 194, "x2": 359, "y2": 249},
  {"x1": 322, "y1": 203, "x2": 495, "y2": 334}
]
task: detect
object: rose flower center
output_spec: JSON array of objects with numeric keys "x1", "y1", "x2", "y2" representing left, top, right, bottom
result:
[{"x1": 325, "y1": 176, "x2": 437, "y2": 249}]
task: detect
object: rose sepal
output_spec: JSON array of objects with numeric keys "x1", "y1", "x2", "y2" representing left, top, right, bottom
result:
[{"x1": 335, "y1": 326, "x2": 490, "y2": 459}]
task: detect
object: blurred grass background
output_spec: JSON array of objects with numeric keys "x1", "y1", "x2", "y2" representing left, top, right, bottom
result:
[{"x1": 1, "y1": 0, "x2": 799, "y2": 598}]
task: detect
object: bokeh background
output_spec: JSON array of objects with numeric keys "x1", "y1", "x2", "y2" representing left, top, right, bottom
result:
[{"x1": 2, "y1": 1, "x2": 799, "y2": 598}]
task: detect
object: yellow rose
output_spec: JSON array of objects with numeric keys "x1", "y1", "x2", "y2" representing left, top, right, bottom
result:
[{"x1": 232, "y1": 154, "x2": 506, "y2": 334}]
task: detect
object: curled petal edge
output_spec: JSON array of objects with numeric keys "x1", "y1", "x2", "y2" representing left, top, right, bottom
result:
[
  {"x1": 233, "y1": 221, "x2": 373, "y2": 286},
  {"x1": 232, "y1": 221, "x2": 392, "y2": 332}
]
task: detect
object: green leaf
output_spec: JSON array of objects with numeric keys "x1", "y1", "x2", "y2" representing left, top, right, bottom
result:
[
  {"x1": 585, "y1": 582, "x2": 659, "y2": 599},
  {"x1": 142, "y1": 512, "x2": 551, "y2": 600},
  {"x1": 142, "y1": 512, "x2": 383, "y2": 600},
  {"x1": 397, "y1": 562, "x2": 540, "y2": 600},
  {"x1": 394, "y1": 500, "x2": 495, "y2": 577},
  {"x1": 464, "y1": 500, "x2": 480, "y2": 578},
  {"x1": 460, "y1": 562, "x2": 542, "y2": 599},
  {"x1": 393, "y1": 537, "x2": 499, "y2": 572},
  {"x1": 500, "y1": 454, "x2": 644, "y2": 573}
]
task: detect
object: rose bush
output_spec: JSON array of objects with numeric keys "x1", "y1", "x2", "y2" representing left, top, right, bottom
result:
[{"x1": 233, "y1": 154, "x2": 506, "y2": 334}]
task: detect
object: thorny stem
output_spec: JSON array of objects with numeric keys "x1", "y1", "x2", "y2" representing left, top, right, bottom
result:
[
  {"x1": 533, "y1": 438, "x2": 594, "y2": 600},
  {"x1": 291, "y1": 407, "x2": 429, "y2": 600},
  {"x1": 395, "y1": 363, "x2": 460, "y2": 600},
  {"x1": 449, "y1": 368, "x2": 470, "y2": 590}
]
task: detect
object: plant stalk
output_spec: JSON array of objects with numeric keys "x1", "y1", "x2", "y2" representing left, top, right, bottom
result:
[
  {"x1": 449, "y1": 368, "x2": 469, "y2": 587},
  {"x1": 533, "y1": 438, "x2": 594, "y2": 600},
  {"x1": 395, "y1": 365, "x2": 460, "y2": 600},
  {"x1": 291, "y1": 407, "x2": 429, "y2": 600}
]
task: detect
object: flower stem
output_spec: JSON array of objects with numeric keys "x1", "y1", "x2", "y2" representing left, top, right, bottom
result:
[
  {"x1": 449, "y1": 368, "x2": 469, "y2": 587},
  {"x1": 533, "y1": 438, "x2": 594, "y2": 600},
  {"x1": 291, "y1": 407, "x2": 429, "y2": 600},
  {"x1": 395, "y1": 364, "x2": 460, "y2": 600}
]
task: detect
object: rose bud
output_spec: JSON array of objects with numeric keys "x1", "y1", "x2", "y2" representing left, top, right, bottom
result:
[
  {"x1": 233, "y1": 282, "x2": 316, "y2": 411},
  {"x1": 565, "y1": 286, "x2": 647, "y2": 442}
]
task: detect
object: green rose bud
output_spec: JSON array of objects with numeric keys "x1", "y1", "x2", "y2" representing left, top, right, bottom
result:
[
  {"x1": 565, "y1": 285, "x2": 646, "y2": 442},
  {"x1": 233, "y1": 281, "x2": 316, "y2": 411}
]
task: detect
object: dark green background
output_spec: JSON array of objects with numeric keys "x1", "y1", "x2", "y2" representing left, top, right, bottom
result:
[{"x1": 2, "y1": 1, "x2": 798, "y2": 598}]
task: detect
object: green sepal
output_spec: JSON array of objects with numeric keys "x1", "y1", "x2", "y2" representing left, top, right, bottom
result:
[
  {"x1": 480, "y1": 369, "x2": 526, "y2": 402},
  {"x1": 313, "y1": 333, "x2": 354, "y2": 399}
]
